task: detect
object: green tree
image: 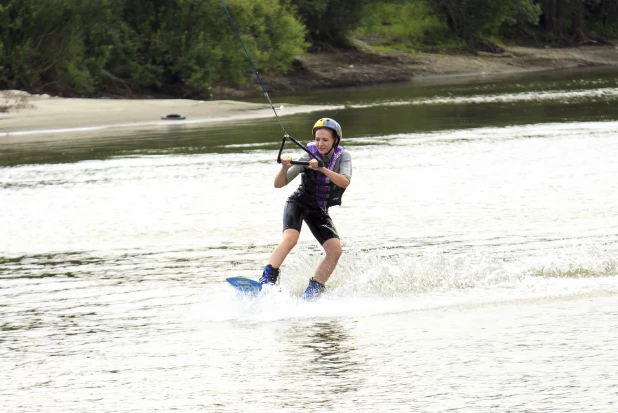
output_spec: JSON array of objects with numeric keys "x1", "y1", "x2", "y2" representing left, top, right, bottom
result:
[
  {"x1": 291, "y1": 0, "x2": 370, "y2": 49},
  {"x1": 112, "y1": 0, "x2": 307, "y2": 94},
  {"x1": 430, "y1": 0, "x2": 541, "y2": 51},
  {"x1": 0, "y1": 0, "x2": 307, "y2": 97},
  {"x1": 587, "y1": 0, "x2": 618, "y2": 37},
  {"x1": 169, "y1": 0, "x2": 307, "y2": 92},
  {"x1": 1, "y1": 0, "x2": 81, "y2": 93},
  {"x1": 538, "y1": 0, "x2": 614, "y2": 44},
  {"x1": 0, "y1": 0, "x2": 136, "y2": 95},
  {"x1": 355, "y1": 0, "x2": 453, "y2": 52}
]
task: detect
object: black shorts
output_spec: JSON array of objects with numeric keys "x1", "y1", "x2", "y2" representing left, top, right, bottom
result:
[{"x1": 283, "y1": 200, "x2": 339, "y2": 245}]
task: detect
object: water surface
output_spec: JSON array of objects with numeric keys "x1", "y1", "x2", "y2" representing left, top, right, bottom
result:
[{"x1": 2, "y1": 67, "x2": 618, "y2": 412}]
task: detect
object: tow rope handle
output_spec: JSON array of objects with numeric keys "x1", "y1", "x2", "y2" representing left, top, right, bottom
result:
[{"x1": 277, "y1": 134, "x2": 325, "y2": 168}]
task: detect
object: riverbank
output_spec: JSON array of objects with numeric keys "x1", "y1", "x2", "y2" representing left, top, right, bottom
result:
[
  {"x1": 0, "y1": 95, "x2": 338, "y2": 137},
  {"x1": 2, "y1": 43, "x2": 618, "y2": 135},
  {"x1": 213, "y1": 43, "x2": 618, "y2": 98}
]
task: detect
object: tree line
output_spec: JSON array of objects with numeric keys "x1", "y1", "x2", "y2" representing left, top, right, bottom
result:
[{"x1": 1, "y1": 0, "x2": 616, "y2": 98}]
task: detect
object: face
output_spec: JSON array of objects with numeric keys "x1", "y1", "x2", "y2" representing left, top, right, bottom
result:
[{"x1": 314, "y1": 128, "x2": 336, "y2": 155}]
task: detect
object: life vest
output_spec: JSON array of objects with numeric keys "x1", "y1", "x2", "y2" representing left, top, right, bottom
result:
[{"x1": 291, "y1": 143, "x2": 346, "y2": 209}]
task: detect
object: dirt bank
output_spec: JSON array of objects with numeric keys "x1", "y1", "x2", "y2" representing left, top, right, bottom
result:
[
  {"x1": 2, "y1": 43, "x2": 618, "y2": 135},
  {"x1": 211, "y1": 42, "x2": 618, "y2": 99}
]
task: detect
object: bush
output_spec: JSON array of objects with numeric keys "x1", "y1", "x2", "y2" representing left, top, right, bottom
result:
[
  {"x1": 0, "y1": 0, "x2": 307, "y2": 97},
  {"x1": 291, "y1": 0, "x2": 368, "y2": 49},
  {"x1": 355, "y1": 0, "x2": 453, "y2": 52},
  {"x1": 429, "y1": 0, "x2": 540, "y2": 51}
]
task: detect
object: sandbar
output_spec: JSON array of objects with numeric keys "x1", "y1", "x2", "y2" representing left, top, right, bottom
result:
[{"x1": 0, "y1": 95, "x2": 336, "y2": 137}]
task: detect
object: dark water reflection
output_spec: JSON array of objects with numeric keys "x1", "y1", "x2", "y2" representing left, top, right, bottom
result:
[
  {"x1": 278, "y1": 320, "x2": 364, "y2": 410},
  {"x1": 304, "y1": 322, "x2": 359, "y2": 380},
  {"x1": 2, "y1": 66, "x2": 618, "y2": 167}
]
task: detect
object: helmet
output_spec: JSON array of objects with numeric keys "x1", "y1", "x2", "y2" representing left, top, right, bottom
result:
[{"x1": 312, "y1": 118, "x2": 342, "y2": 146}]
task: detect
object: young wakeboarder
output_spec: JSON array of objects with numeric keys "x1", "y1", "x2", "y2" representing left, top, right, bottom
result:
[
  {"x1": 218, "y1": 2, "x2": 353, "y2": 300},
  {"x1": 259, "y1": 118, "x2": 352, "y2": 300}
]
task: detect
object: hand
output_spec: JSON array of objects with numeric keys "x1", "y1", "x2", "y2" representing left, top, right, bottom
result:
[
  {"x1": 281, "y1": 155, "x2": 292, "y2": 168},
  {"x1": 308, "y1": 159, "x2": 320, "y2": 170}
]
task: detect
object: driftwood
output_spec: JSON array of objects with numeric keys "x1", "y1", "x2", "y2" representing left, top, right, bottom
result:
[
  {"x1": 0, "y1": 91, "x2": 34, "y2": 113},
  {"x1": 475, "y1": 51, "x2": 515, "y2": 58}
]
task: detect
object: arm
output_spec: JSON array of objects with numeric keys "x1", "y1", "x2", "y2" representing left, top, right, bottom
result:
[
  {"x1": 274, "y1": 156, "x2": 292, "y2": 188},
  {"x1": 313, "y1": 165, "x2": 350, "y2": 188},
  {"x1": 275, "y1": 154, "x2": 310, "y2": 188},
  {"x1": 308, "y1": 151, "x2": 352, "y2": 188}
]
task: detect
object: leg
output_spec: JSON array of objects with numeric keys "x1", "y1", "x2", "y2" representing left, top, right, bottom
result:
[
  {"x1": 301, "y1": 209, "x2": 341, "y2": 299},
  {"x1": 268, "y1": 228, "x2": 299, "y2": 268},
  {"x1": 313, "y1": 237, "x2": 342, "y2": 284},
  {"x1": 260, "y1": 200, "x2": 304, "y2": 284}
]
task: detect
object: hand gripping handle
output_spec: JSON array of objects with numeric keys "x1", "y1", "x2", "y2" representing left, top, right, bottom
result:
[{"x1": 277, "y1": 134, "x2": 324, "y2": 168}]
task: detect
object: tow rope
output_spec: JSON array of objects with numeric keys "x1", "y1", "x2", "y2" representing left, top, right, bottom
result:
[{"x1": 219, "y1": 0, "x2": 323, "y2": 167}]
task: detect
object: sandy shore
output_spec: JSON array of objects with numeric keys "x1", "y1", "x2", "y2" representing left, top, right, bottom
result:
[
  {"x1": 2, "y1": 44, "x2": 618, "y2": 136},
  {"x1": 0, "y1": 96, "x2": 338, "y2": 137}
]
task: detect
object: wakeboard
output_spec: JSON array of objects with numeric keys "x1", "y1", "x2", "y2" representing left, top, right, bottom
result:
[{"x1": 226, "y1": 277, "x2": 263, "y2": 295}]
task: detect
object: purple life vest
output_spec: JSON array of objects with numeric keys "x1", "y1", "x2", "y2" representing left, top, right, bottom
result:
[{"x1": 307, "y1": 143, "x2": 345, "y2": 209}]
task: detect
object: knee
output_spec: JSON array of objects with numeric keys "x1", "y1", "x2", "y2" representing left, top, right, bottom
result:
[
  {"x1": 281, "y1": 233, "x2": 299, "y2": 250},
  {"x1": 282, "y1": 238, "x2": 298, "y2": 250},
  {"x1": 325, "y1": 241, "x2": 342, "y2": 259}
]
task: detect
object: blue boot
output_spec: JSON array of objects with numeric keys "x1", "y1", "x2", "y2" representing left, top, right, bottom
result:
[
  {"x1": 259, "y1": 264, "x2": 280, "y2": 285},
  {"x1": 301, "y1": 278, "x2": 325, "y2": 301}
]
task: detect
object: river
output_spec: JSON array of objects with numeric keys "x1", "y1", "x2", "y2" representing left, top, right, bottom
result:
[{"x1": 1, "y1": 67, "x2": 618, "y2": 412}]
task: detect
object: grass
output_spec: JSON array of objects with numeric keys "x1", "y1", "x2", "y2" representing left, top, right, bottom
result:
[{"x1": 353, "y1": 0, "x2": 463, "y2": 53}]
